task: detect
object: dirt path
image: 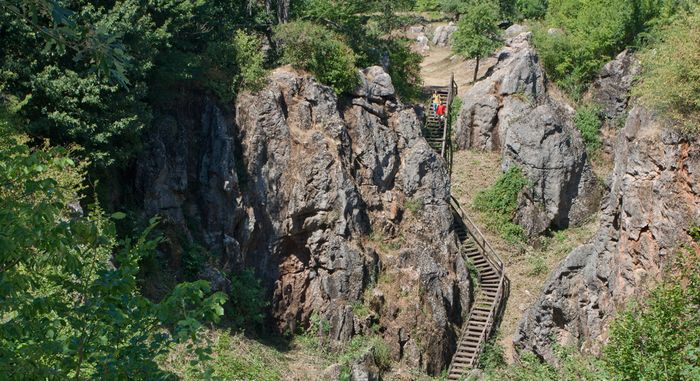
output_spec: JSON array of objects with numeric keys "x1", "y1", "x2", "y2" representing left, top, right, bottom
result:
[{"x1": 414, "y1": 31, "x2": 498, "y2": 95}]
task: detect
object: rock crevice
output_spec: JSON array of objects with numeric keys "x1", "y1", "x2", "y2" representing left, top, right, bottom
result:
[{"x1": 137, "y1": 66, "x2": 471, "y2": 373}]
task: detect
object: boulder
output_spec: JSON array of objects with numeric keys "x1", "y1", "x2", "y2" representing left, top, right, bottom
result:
[
  {"x1": 454, "y1": 32, "x2": 600, "y2": 235},
  {"x1": 505, "y1": 23, "x2": 528, "y2": 38},
  {"x1": 416, "y1": 34, "x2": 430, "y2": 54},
  {"x1": 585, "y1": 50, "x2": 641, "y2": 154},
  {"x1": 432, "y1": 22, "x2": 457, "y2": 47},
  {"x1": 515, "y1": 105, "x2": 700, "y2": 363}
]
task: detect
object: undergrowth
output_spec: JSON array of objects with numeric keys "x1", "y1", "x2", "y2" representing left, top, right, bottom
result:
[
  {"x1": 574, "y1": 104, "x2": 603, "y2": 154},
  {"x1": 473, "y1": 166, "x2": 529, "y2": 243}
]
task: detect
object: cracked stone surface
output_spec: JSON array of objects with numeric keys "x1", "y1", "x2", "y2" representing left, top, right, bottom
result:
[
  {"x1": 454, "y1": 32, "x2": 601, "y2": 235},
  {"x1": 137, "y1": 66, "x2": 471, "y2": 374},
  {"x1": 514, "y1": 105, "x2": 700, "y2": 363}
]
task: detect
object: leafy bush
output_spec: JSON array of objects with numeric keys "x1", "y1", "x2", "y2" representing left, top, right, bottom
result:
[
  {"x1": 337, "y1": 335, "x2": 392, "y2": 372},
  {"x1": 533, "y1": 0, "x2": 636, "y2": 98},
  {"x1": 229, "y1": 268, "x2": 269, "y2": 331},
  {"x1": 633, "y1": 5, "x2": 700, "y2": 131},
  {"x1": 415, "y1": 0, "x2": 441, "y2": 11},
  {"x1": 0, "y1": 128, "x2": 227, "y2": 379},
  {"x1": 528, "y1": 255, "x2": 548, "y2": 276},
  {"x1": 164, "y1": 331, "x2": 287, "y2": 381},
  {"x1": 273, "y1": 21, "x2": 359, "y2": 94},
  {"x1": 233, "y1": 30, "x2": 269, "y2": 93},
  {"x1": 516, "y1": 0, "x2": 548, "y2": 20},
  {"x1": 483, "y1": 347, "x2": 608, "y2": 380},
  {"x1": 479, "y1": 338, "x2": 507, "y2": 370},
  {"x1": 473, "y1": 166, "x2": 529, "y2": 243},
  {"x1": 574, "y1": 104, "x2": 603, "y2": 153},
  {"x1": 387, "y1": 40, "x2": 424, "y2": 101},
  {"x1": 534, "y1": 0, "x2": 692, "y2": 99},
  {"x1": 604, "y1": 249, "x2": 700, "y2": 381}
]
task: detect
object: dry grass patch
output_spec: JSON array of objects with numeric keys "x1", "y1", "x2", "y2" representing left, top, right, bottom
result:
[{"x1": 450, "y1": 149, "x2": 599, "y2": 362}]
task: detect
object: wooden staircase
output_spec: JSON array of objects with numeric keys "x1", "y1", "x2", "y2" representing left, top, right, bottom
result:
[{"x1": 423, "y1": 75, "x2": 509, "y2": 380}]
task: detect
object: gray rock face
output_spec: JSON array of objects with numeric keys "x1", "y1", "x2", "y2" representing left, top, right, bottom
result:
[
  {"x1": 138, "y1": 66, "x2": 470, "y2": 374},
  {"x1": 432, "y1": 22, "x2": 457, "y2": 47},
  {"x1": 514, "y1": 105, "x2": 700, "y2": 362},
  {"x1": 415, "y1": 34, "x2": 430, "y2": 54},
  {"x1": 505, "y1": 24, "x2": 528, "y2": 38},
  {"x1": 455, "y1": 32, "x2": 600, "y2": 234},
  {"x1": 585, "y1": 50, "x2": 641, "y2": 154}
]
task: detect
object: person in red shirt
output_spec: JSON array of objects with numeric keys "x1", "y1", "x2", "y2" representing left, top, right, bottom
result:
[{"x1": 436, "y1": 103, "x2": 447, "y2": 120}]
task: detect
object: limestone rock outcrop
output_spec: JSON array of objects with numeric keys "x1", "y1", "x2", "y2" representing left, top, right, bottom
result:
[
  {"x1": 455, "y1": 32, "x2": 600, "y2": 235},
  {"x1": 432, "y1": 22, "x2": 457, "y2": 47},
  {"x1": 514, "y1": 105, "x2": 700, "y2": 362},
  {"x1": 585, "y1": 49, "x2": 641, "y2": 154},
  {"x1": 137, "y1": 66, "x2": 471, "y2": 374}
]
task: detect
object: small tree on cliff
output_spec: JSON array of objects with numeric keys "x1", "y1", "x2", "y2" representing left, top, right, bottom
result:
[{"x1": 452, "y1": 0, "x2": 502, "y2": 83}]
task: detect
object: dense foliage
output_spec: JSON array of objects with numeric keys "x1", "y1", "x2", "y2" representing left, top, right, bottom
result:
[
  {"x1": 478, "y1": 249, "x2": 700, "y2": 381},
  {"x1": 574, "y1": 104, "x2": 603, "y2": 153},
  {"x1": 533, "y1": 0, "x2": 697, "y2": 98},
  {"x1": 273, "y1": 21, "x2": 359, "y2": 94},
  {"x1": 0, "y1": 114, "x2": 227, "y2": 379},
  {"x1": 605, "y1": 249, "x2": 700, "y2": 380},
  {"x1": 293, "y1": 0, "x2": 424, "y2": 100},
  {"x1": 451, "y1": 0, "x2": 502, "y2": 82},
  {"x1": 634, "y1": 4, "x2": 700, "y2": 131},
  {"x1": 473, "y1": 166, "x2": 529, "y2": 243}
]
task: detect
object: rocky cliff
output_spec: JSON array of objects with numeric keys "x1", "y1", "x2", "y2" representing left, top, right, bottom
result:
[
  {"x1": 137, "y1": 66, "x2": 471, "y2": 373},
  {"x1": 514, "y1": 105, "x2": 700, "y2": 362},
  {"x1": 585, "y1": 49, "x2": 641, "y2": 155},
  {"x1": 454, "y1": 31, "x2": 600, "y2": 236}
]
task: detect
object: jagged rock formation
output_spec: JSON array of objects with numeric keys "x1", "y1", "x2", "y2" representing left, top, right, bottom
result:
[
  {"x1": 585, "y1": 49, "x2": 641, "y2": 155},
  {"x1": 454, "y1": 32, "x2": 600, "y2": 236},
  {"x1": 432, "y1": 22, "x2": 457, "y2": 47},
  {"x1": 514, "y1": 105, "x2": 700, "y2": 362},
  {"x1": 137, "y1": 66, "x2": 471, "y2": 374}
]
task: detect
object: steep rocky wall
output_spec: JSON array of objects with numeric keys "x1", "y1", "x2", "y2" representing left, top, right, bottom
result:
[
  {"x1": 454, "y1": 32, "x2": 600, "y2": 236},
  {"x1": 585, "y1": 49, "x2": 641, "y2": 155},
  {"x1": 137, "y1": 67, "x2": 471, "y2": 373},
  {"x1": 514, "y1": 105, "x2": 700, "y2": 362}
]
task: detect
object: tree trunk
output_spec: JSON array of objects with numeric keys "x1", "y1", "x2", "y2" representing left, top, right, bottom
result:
[
  {"x1": 473, "y1": 57, "x2": 480, "y2": 83},
  {"x1": 277, "y1": 0, "x2": 290, "y2": 23}
]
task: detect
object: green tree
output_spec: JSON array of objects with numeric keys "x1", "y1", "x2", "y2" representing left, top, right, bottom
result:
[
  {"x1": 273, "y1": 21, "x2": 359, "y2": 94},
  {"x1": 633, "y1": 4, "x2": 700, "y2": 131},
  {"x1": 451, "y1": 0, "x2": 502, "y2": 82},
  {"x1": 604, "y1": 249, "x2": 700, "y2": 381},
  {"x1": 0, "y1": 111, "x2": 227, "y2": 379}
]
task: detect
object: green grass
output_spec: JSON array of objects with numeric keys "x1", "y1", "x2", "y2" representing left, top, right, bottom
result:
[
  {"x1": 473, "y1": 166, "x2": 529, "y2": 243},
  {"x1": 527, "y1": 255, "x2": 548, "y2": 276},
  {"x1": 163, "y1": 330, "x2": 287, "y2": 380},
  {"x1": 574, "y1": 104, "x2": 603, "y2": 154},
  {"x1": 405, "y1": 197, "x2": 424, "y2": 213}
]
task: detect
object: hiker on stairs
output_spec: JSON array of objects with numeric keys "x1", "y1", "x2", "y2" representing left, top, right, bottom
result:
[
  {"x1": 432, "y1": 91, "x2": 441, "y2": 112},
  {"x1": 436, "y1": 103, "x2": 447, "y2": 121}
]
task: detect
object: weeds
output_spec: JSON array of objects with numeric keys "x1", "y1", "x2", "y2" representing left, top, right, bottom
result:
[
  {"x1": 405, "y1": 197, "x2": 424, "y2": 213},
  {"x1": 473, "y1": 166, "x2": 529, "y2": 243}
]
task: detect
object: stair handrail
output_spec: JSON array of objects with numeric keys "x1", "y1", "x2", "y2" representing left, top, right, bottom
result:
[
  {"x1": 446, "y1": 253, "x2": 507, "y2": 378},
  {"x1": 450, "y1": 196, "x2": 504, "y2": 272},
  {"x1": 440, "y1": 74, "x2": 454, "y2": 159},
  {"x1": 446, "y1": 291, "x2": 478, "y2": 376}
]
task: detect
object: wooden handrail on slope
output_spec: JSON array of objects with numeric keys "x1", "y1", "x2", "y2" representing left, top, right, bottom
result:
[
  {"x1": 446, "y1": 198, "x2": 508, "y2": 378},
  {"x1": 450, "y1": 196, "x2": 504, "y2": 272},
  {"x1": 423, "y1": 74, "x2": 507, "y2": 378}
]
